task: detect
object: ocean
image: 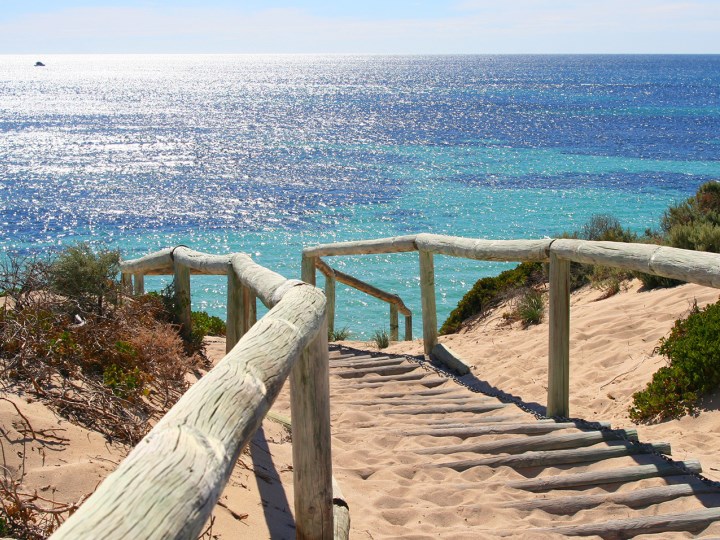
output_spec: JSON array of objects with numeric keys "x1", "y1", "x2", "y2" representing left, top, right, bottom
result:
[{"x1": 2, "y1": 54, "x2": 720, "y2": 337}]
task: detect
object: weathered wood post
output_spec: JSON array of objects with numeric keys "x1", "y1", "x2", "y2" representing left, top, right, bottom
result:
[
  {"x1": 173, "y1": 259, "x2": 192, "y2": 339},
  {"x1": 226, "y1": 264, "x2": 243, "y2": 353},
  {"x1": 243, "y1": 287, "x2": 257, "y2": 332},
  {"x1": 292, "y1": 255, "x2": 333, "y2": 539},
  {"x1": 121, "y1": 273, "x2": 133, "y2": 295},
  {"x1": 132, "y1": 273, "x2": 144, "y2": 296},
  {"x1": 325, "y1": 269, "x2": 336, "y2": 337},
  {"x1": 419, "y1": 250, "x2": 438, "y2": 356},
  {"x1": 389, "y1": 304, "x2": 399, "y2": 341},
  {"x1": 548, "y1": 252, "x2": 571, "y2": 417},
  {"x1": 404, "y1": 314, "x2": 413, "y2": 341}
]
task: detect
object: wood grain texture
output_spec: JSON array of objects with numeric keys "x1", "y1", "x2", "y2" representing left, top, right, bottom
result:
[
  {"x1": 419, "y1": 250, "x2": 438, "y2": 356},
  {"x1": 510, "y1": 482, "x2": 719, "y2": 514},
  {"x1": 508, "y1": 460, "x2": 702, "y2": 492},
  {"x1": 537, "y1": 507, "x2": 720, "y2": 539},
  {"x1": 132, "y1": 273, "x2": 144, "y2": 295},
  {"x1": 415, "y1": 233, "x2": 552, "y2": 262},
  {"x1": 389, "y1": 304, "x2": 399, "y2": 341},
  {"x1": 415, "y1": 429, "x2": 638, "y2": 455},
  {"x1": 432, "y1": 442, "x2": 670, "y2": 471},
  {"x1": 325, "y1": 269, "x2": 336, "y2": 335},
  {"x1": 403, "y1": 422, "x2": 581, "y2": 438},
  {"x1": 303, "y1": 235, "x2": 418, "y2": 257},
  {"x1": 120, "y1": 273, "x2": 132, "y2": 295},
  {"x1": 550, "y1": 239, "x2": 720, "y2": 288},
  {"x1": 173, "y1": 261, "x2": 192, "y2": 339},
  {"x1": 547, "y1": 252, "x2": 570, "y2": 418},
  {"x1": 226, "y1": 268, "x2": 243, "y2": 353},
  {"x1": 290, "y1": 314, "x2": 334, "y2": 540},
  {"x1": 316, "y1": 258, "x2": 412, "y2": 316},
  {"x1": 404, "y1": 314, "x2": 412, "y2": 341},
  {"x1": 51, "y1": 284, "x2": 327, "y2": 540}
]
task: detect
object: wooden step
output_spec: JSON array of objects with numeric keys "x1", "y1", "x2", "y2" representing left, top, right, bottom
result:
[
  {"x1": 384, "y1": 403, "x2": 508, "y2": 415},
  {"x1": 431, "y1": 441, "x2": 671, "y2": 472},
  {"x1": 508, "y1": 460, "x2": 702, "y2": 492},
  {"x1": 416, "y1": 429, "x2": 638, "y2": 455}
]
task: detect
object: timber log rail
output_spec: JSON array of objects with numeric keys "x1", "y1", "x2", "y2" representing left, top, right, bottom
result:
[
  {"x1": 51, "y1": 247, "x2": 348, "y2": 540},
  {"x1": 304, "y1": 232, "x2": 720, "y2": 417}
]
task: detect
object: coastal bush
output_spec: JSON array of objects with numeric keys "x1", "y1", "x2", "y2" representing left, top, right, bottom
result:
[
  {"x1": 661, "y1": 181, "x2": 720, "y2": 252},
  {"x1": 629, "y1": 300, "x2": 720, "y2": 422},
  {"x1": 191, "y1": 310, "x2": 226, "y2": 337},
  {"x1": 373, "y1": 328, "x2": 390, "y2": 349},
  {"x1": 0, "y1": 247, "x2": 204, "y2": 445},
  {"x1": 439, "y1": 262, "x2": 544, "y2": 335},
  {"x1": 49, "y1": 243, "x2": 120, "y2": 316}
]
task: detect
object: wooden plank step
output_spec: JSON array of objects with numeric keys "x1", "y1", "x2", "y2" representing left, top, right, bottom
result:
[
  {"x1": 508, "y1": 460, "x2": 702, "y2": 492},
  {"x1": 403, "y1": 422, "x2": 583, "y2": 438},
  {"x1": 430, "y1": 441, "x2": 671, "y2": 471},
  {"x1": 333, "y1": 364, "x2": 419, "y2": 378},
  {"x1": 384, "y1": 403, "x2": 508, "y2": 415},
  {"x1": 333, "y1": 377, "x2": 448, "y2": 390},
  {"x1": 330, "y1": 354, "x2": 391, "y2": 363},
  {"x1": 350, "y1": 416, "x2": 530, "y2": 430},
  {"x1": 373, "y1": 388, "x2": 462, "y2": 399},
  {"x1": 330, "y1": 357, "x2": 399, "y2": 368},
  {"x1": 337, "y1": 395, "x2": 495, "y2": 406},
  {"x1": 509, "y1": 483, "x2": 720, "y2": 514},
  {"x1": 535, "y1": 507, "x2": 720, "y2": 538},
  {"x1": 415, "y1": 429, "x2": 638, "y2": 455},
  {"x1": 333, "y1": 372, "x2": 430, "y2": 385}
]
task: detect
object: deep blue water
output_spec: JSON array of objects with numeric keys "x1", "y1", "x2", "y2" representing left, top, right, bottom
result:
[{"x1": 2, "y1": 54, "x2": 720, "y2": 336}]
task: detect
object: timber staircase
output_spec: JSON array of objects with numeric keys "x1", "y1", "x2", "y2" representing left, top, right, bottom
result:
[{"x1": 327, "y1": 345, "x2": 720, "y2": 539}]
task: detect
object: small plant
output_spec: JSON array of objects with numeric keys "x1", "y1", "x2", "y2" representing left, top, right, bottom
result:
[
  {"x1": 629, "y1": 299, "x2": 720, "y2": 422},
  {"x1": 514, "y1": 289, "x2": 545, "y2": 327},
  {"x1": 328, "y1": 326, "x2": 351, "y2": 341},
  {"x1": 373, "y1": 328, "x2": 390, "y2": 349}
]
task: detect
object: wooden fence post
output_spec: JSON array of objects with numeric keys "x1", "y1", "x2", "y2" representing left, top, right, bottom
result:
[
  {"x1": 389, "y1": 304, "x2": 399, "y2": 341},
  {"x1": 133, "y1": 273, "x2": 144, "y2": 296},
  {"x1": 226, "y1": 267, "x2": 243, "y2": 353},
  {"x1": 548, "y1": 252, "x2": 570, "y2": 417},
  {"x1": 404, "y1": 314, "x2": 413, "y2": 341},
  {"x1": 243, "y1": 287, "x2": 257, "y2": 332},
  {"x1": 419, "y1": 250, "x2": 438, "y2": 356},
  {"x1": 325, "y1": 270, "x2": 336, "y2": 337},
  {"x1": 292, "y1": 257, "x2": 333, "y2": 539},
  {"x1": 121, "y1": 273, "x2": 132, "y2": 295},
  {"x1": 173, "y1": 261, "x2": 192, "y2": 339}
]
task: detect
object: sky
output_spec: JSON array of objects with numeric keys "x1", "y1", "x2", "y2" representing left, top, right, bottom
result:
[{"x1": 1, "y1": 0, "x2": 719, "y2": 54}]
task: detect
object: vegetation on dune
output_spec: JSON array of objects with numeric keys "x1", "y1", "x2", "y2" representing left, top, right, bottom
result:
[
  {"x1": 329, "y1": 326, "x2": 351, "y2": 342},
  {"x1": 373, "y1": 328, "x2": 390, "y2": 349},
  {"x1": 630, "y1": 299, "x2": 720, "y2": 422},
  {"x1": 439, "y1": 261, "x2": 545, "y2": 335}
]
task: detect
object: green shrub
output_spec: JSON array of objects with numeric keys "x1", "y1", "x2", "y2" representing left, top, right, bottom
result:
[
  {"x1": 373, "y1": 328, "x2": 389, "y2": 349},
  {"x1": 440, "y1": 262, "x2": 545, "y2": 335},
  {"x1": 661, "y1": 181, "x2": 720, "y2": 252},
  {"x1": 49, "y1": 243, "x2": 120, "y2": 316},
  {"x1": 191, "y1": 310, "x2": 226, "y2": 337},
  {"x1": 515, "y1": 289, "x2": 545, "y2": 327},
  {"x1": 329, "y1": 326, "x2": 351, "y2": 341},
  {"x1": 629, "y1": 300, "x2": 720, "y2": 422}
]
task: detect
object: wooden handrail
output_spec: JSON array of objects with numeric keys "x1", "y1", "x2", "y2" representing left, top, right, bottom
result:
[
  {"x1": 302, "y1": 234, "x2": 720, "y2": 418},
  {"x1": 53, "y1": 248, "x2": 344, "y2": 540},
  {"x1": 315, "y1": 257, "x2": 412, "y2": 341}
]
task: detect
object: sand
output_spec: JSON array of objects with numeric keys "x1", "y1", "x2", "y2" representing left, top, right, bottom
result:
[{"x1": 2, "y1": 280, "x2": 720, "y2": 538}]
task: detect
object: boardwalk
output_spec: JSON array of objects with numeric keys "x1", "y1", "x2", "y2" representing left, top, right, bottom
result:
[{"x1": 322, "y1": 345, "x2": 720, "y2": 539}]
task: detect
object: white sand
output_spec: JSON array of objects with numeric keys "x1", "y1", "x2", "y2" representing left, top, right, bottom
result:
[{"x1": 3, "y1": 280, "x2": 720, "y2": 538}]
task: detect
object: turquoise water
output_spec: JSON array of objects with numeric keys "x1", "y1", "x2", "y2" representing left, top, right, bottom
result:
[{"x1": 2, "y1": 54, "x2": 719, "y2": 337}]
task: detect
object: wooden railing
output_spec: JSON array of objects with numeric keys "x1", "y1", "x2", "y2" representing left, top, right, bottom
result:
[
  {"x1": 51, "y1": 247, "x2": 348, "y2": 540},
  {"x1": 314, "y1": 258, "x2": 412, "y2": 341},
  {"x1": 303, "y1": 233, "x2": 720, "y2": 418}
]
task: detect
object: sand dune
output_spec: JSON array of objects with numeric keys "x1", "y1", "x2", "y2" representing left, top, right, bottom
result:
[{"x1": 3, "y1": 280, "x2": 720, "y2": 538}]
